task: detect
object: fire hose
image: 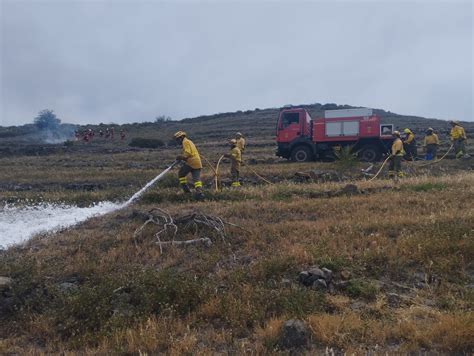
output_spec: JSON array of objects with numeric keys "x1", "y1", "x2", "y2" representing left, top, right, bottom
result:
[
  {"x1": 415, "y1": 144, "x2": 454, "y2": 167},
  {"x1": 213, "y1": 155, "x2": 273, "y2": 191},
  {"x1": 368, "y1": 143, "x2": 455, "y2": 181},
  {"x1": 243, "y1": 164, "x2": 274, "y2": 185},
  {"x1": 368, "y1": 155, "x2": 392, "y2": 181},
  {"x1": 214, "y1": 155, "x2": 225, "y2": 191},
  {"x1": 200, "y1": 154, "x2": 218, "y2": 175}
]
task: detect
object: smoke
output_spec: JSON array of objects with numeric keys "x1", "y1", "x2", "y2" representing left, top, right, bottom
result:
[{"x1": 39, "y1": 125, "x2": 76, "y2": 144}]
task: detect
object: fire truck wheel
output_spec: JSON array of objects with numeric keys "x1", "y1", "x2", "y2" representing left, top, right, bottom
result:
[
  {"x1": 291, "y1": 146, "x2": 313, "y2": 162},
  {"x1": 359, "y1": 145, "x2": 381, "y2": 162}
]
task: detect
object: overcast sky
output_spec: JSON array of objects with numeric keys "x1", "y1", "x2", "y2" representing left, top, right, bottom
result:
[{"x1": 0, "y1": 0, "x2": 472, "y2": 126}]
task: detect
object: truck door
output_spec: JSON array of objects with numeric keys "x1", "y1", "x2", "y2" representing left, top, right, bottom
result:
[{"x1": 277, "y1": 111, "x2": 302, "y2": 143}]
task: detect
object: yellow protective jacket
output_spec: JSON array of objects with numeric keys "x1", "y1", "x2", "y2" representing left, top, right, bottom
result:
[
  {"x1": 404, "y1": 133, "x2": 415, "y2": 144},
  {"x1": 229, "y1": 146, "x2": 242, "y2": 164},
  {"x1": 450, "y1": 125, "x2": 466, "y2": 141},
  {"x1": 236, "y1": 137, "x2": 246, "y2": 152},
  {"x1": 392, "y1": 138, "x2": 405, "y2": 156},
  {"x1": 181, "y1": 137, "x2": 202, "y2": 169},
  {"x1": 424, "y1": 133, "x2": 439, "y2": 146}
]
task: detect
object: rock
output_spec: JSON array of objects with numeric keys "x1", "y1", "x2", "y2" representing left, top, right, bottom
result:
[
  {"x1": 307, "y1": 267, "x2": 326, "y2": 280},
  {"x1": 340, "y1": 270, "x2": 351, "y2": 280},
  {"x1": 312, "y1": 278, "x2": 328, "y2": 291},
  {"x1": 279, "y1": 319, "x2": 309, "y2": 349},
  {"x1": 298, "y1": 271, "x2": 311, "y2": 286},
  {"x1": 299, "y1": 267, "x2": 333, "y2": 288},
  {"x1": 0, "y1": 277, "x2": 12, "y2": 290},
  {"x1": 58, "y1": 282, "x2": 79, "y2": 293},
  {"x1": 322, "y1": 268, "x2": 333, "y2": 282}
]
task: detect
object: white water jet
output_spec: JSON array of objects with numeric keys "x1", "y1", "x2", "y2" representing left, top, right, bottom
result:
[
  {"x1": 120, "y1": 161, "x2": 177, "y2": 208},
  {"x1": 0, "y1": 162, "x2": 177, "y2": 248}
]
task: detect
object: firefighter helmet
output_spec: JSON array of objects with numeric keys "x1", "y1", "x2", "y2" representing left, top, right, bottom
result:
[{"x1": 174, "y1": 131, "x2": 186, "y2": 139}]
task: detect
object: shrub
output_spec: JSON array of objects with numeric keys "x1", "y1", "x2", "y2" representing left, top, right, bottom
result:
[
  {"x1": 334, "y1": 146, "x2": 358, "y2": 170},
  {"x1": 345, "y1": 279, "x2": 378, "y2": 301}
]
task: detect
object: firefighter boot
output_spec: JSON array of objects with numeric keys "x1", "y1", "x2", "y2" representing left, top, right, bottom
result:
[
  {"x1": 179, "y1": 177, "x2": 191, "y2": 193},
  {"x1": 194, "y1": 181, "x2": 204, "y2": 201}
]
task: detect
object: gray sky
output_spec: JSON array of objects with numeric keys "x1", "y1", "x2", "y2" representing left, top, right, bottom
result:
[{"x1": 1, "y1": 0, "x2": 472, "y2": 126}]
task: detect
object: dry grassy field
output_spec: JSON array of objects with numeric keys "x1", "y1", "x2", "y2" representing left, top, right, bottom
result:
[{"x1": 0, "y1": 113, "x2": 473, "y2": 354}]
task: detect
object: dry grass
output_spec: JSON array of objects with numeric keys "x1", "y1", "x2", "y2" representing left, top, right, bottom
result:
[{"x1": 0, "y1": 145, "x2": 473, "y2": 353}]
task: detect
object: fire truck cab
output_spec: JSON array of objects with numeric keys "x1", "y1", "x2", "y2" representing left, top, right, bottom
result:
[{"x1": 276, "y1": 108, "x2": 394, "y2": 162}]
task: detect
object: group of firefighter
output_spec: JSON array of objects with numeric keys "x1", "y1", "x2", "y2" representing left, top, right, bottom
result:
[
  {"x1": 74, "y1": 127, "x2": 126, "y2": 142},
  {"x1": 173, "y1": 131, "x2": 245, "y2": 200},
  {"x1": 388, "y1": 120, "x2": 467, "y2": 178},
  {"x1": 173, "y1": 121, "x2": 467, "y2": 198}
]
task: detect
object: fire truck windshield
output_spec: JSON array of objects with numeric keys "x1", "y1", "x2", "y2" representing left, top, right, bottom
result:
[{"x1": 281, "y1": 112, "x2": 299, "y2": 128}]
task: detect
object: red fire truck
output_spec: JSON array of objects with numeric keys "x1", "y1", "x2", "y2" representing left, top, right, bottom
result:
[{"x1": 276, "y1": 107, "x2": 394, "y2": 162}]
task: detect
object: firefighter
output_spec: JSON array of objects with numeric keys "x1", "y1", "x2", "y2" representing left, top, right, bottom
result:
[
  {"x1": 449, "y1": 120, "x2": 467, "y2": 158},
  {"x1": 174, "y1": 131, "x2": 204, "y2": 199},
  {"x1": 423, "y1": 128, "x2": 439, "y2": 161},
  {"x1": 99, "y1": 129, "x2": 104, "y2": 138},
  {"x1": 224, "y1": 139, "x2": 242, "y2": 188},
  {"x1": 388, "y1": 131, "x2": 404, "y2": 178},
  {"x1": 120, "y1": 129, "x2": 126, "y2": 141},
  {"x1": 403, "y1": 128, "x2": 417, "y2": 160},
  {"x1": 235, "y1": 132, "x2": 246, "y2": 153}
]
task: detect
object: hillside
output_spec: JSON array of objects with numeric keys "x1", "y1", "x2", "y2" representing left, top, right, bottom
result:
[{"x1": 0, "y1": 103, "x2": 472, "y2": 157}]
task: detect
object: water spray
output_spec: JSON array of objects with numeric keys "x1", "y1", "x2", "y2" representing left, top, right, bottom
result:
[{"x1": 120, "y1": 160, "x2": 179, "y2": 208}]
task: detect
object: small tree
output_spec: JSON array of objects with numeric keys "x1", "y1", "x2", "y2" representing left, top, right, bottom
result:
[{"x1": 34, "y1": 109, "x2": 61, "y2": 130}]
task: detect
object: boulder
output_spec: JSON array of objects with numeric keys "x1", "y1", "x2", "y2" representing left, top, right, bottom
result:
[
  {"x1": 279, "y1": 319, "x2": 309, "y2": 349},
  {"x1": 299, "y1": 267, "x2": 333, "y2": 289}
]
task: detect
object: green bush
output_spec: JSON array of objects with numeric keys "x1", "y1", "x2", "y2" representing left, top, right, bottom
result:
[
  {"x1": 346, "y1": 279, "x2": 378, "y2": 301},
  {"x1": 334, "y1": 146, "x2": 358, "y2": 170}
]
